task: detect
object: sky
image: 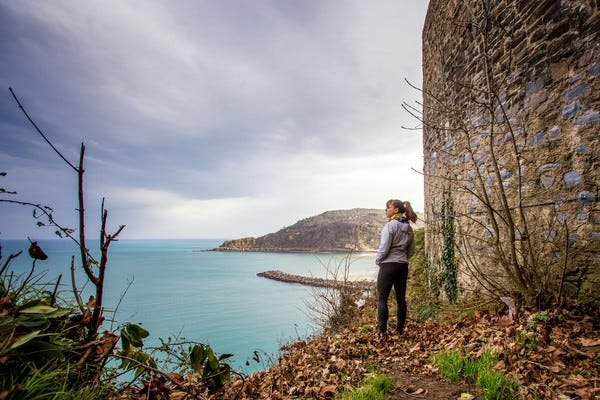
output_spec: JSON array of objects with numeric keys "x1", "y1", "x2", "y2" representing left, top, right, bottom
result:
[{"x1": 0, "y1": 1, "x2": 428, "y2": 240}]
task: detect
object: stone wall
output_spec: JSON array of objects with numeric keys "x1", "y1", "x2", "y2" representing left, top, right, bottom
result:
[{"x1": 421, "y1": 0, "x2": 598, "y2": 303}]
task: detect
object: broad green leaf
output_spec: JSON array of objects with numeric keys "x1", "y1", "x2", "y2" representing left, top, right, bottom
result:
[
  {"x1": 18, "y1": 304, "x2": 57, "y2": 315},
  {"x1": 190, "y1": 344, "x2": 207, "y2": 371},
  {"x1": 17, "y1": 316, "x2": 50, "y2": 330},
  {"x1": 126, "y1": 331, "x2": 143, "y2": 348},
  {"x1": 207, "y1": 355, "x2": 220, "y2": 371},
  {"x1": 130, "y1": 349, "x2": 156, "y2": 379},
  {"x1": 126, "y1": 323, "x2": 149, "y2": 340},
  {"x1": 17, "y1": 299, "x2": 42, "y2": 310},
  {"x1": 9, "y1": 330, "x2": 41, "y2": 350},
  {"x1": 46, "y1": 308, "x2": 71, "y2": 318},
  {"x1": 120, "y1": 331, "x2": 132, "y2": 353}
]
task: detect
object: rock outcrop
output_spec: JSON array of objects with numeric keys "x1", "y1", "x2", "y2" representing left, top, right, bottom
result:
[{"x1": 213, "y1": 208, "x2": 424, "y2": 253}]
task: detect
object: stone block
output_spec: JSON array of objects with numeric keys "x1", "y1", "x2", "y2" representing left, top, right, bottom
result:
[
  {"x1": 564, "y1": 171, "x2": 582, "y2": 186},
  {"x1": 500, "y1": 169, "x2": 513, "y2": 179},
  {"x1": 550, "y1": 61, "x2": 569, "y2": 81},
  {"x1": 548, "y1": 125, "x2": 561, "y2": 139},
  {"x1": 563, "y1": 82, "x2": 587, "y2": 101},
  {"x1": 525, "y1": 77, "x2": 545, "y2": 96},
  {"x1": 530, "y1": 130, "x2": 545, "y2": 145},
  {"x1": 540, "y1": 174, "x2": 555, "y2": 189},
  {"x1": 561, "y1": 101, "x2": 581, "y2": 118},
  {"x1": 575, "y1": 111, "x2": 600, "y2": 125},
  {"x1": 539, "y1": 163, "x2": 561, "y2": 171},
  {"x1": 578, "y1": 191, "x2": 596, "y2": 206}
]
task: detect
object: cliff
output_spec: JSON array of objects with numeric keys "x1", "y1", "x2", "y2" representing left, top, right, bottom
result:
[{"x1": 214, "y1": 208, "x2": 423, "y2": 253}]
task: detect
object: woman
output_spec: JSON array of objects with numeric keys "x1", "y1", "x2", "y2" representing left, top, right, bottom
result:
[{"x1": 375, "y1": 199, "x2": 417, "y2": 335}]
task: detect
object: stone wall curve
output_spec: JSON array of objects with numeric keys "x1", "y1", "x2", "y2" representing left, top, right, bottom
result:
[{"x1": 422, "y1": 0, "x2": 598, "y2": 303}]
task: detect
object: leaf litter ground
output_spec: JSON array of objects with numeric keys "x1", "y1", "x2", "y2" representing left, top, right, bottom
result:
[
  {"x1": 201, "y1": 301, "x2": 598, "y2": 399},
  {"x1": 124, "y1": 300, "x2": 599, "y2": 399}
]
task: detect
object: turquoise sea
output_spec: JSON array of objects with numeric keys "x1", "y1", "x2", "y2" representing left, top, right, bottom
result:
[{"x1": 1, "y1": 239, "x2": 377, "y2": 373}]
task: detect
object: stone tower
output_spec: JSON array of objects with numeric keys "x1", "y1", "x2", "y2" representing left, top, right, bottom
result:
[{"x1": 421, "y1": 0, "x2": 598, "y2": 305}]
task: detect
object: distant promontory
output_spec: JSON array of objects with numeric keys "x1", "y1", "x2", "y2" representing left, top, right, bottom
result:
[{"x1": 212, "y1": 208, "x2": 423, "y2": 253}]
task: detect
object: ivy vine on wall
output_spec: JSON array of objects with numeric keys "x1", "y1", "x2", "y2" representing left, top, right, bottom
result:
[{"x1": 440, "y1": 191, "x2": 458, "y2": 303}]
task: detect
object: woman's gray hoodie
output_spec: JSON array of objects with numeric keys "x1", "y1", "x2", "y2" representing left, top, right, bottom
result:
[{"x1": 375, "y1": 218, "x2": 415, "y2": 265}]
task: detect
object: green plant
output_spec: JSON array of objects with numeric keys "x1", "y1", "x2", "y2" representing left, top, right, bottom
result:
[
  {"x1": 424, "y1": 258, "x2": 441, "y2": 298},
  {"x1": 477, "y1": 368, "x2": 518, "y2": 400},
  {"x1": 414, "y1": 298, "x2": 440, "y2": 320},
  {"x1": 527, "y1": 310, "x2": 550, "y2": 328},
  {"x1": 340, "y1": 372, "x2": 394, "y2": 400},
  {"x1": 4, "y1": 363, "x2": 109, "y2": 400},
  {"x1": 409, "y1": 229, "x2": 441, "y2": 320},
  {"x1": 436, "y1": 349, "x2": 465, "y2": 383},
  {"x1": 464, "y1": 350, "x2": 498, "y2": 382},
  {"x1": 440, "y1": 191, "x2": 458, "y2": 303},
  {"x1": 436, "y1": 348, "x2": 518, "y2": 398},
  {"x1": 189, "y1": 343, "x2": 232, "y2": 391},
  {"x1": 0, "y1": 248, "x2": 117, "y2": 399},
  {"x1": 517, "y1": 332, "x2": 539, "y2": 350},
  {"x1": 359, "y1": 324, "x2": 374, "y2": 335}
]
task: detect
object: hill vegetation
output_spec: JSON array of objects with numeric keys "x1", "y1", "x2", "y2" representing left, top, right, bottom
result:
[{"x1": 214, "y1": 208, "x2": 424, "y2": 252}]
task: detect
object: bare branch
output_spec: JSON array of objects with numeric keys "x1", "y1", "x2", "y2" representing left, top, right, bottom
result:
[
  {"x1": 8, "y1": 88, "x2": 78, "y2": 172},
  {"x1": 71, "y1": 256, "x2": 85, "y2": 313}
]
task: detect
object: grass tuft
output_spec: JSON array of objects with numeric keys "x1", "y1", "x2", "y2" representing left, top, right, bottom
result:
[
  {"x1": 340, "y1": 372, "x2": 394, "y2": 400},
  {"x1": 435, "y1": 348, "x2": 518, "y2": 399},
  {"x1": 478, "y1": 368, "x2": 519, "y2": 400},
  {"x1": 436, "y1": 349, "x2": 464, "y2": 383}
]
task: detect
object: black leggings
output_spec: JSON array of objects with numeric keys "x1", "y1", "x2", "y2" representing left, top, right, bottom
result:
[{"x1": 377, "y1": 262, "x2": 408, "y2": 333}]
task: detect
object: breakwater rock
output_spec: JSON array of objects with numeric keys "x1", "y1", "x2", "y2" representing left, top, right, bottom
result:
[{"x1": 257, "y1": 270, "x2": 374, "y2": 289}]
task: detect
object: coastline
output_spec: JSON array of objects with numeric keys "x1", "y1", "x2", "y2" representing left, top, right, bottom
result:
[{"x1": 204, "y1": 246, "x2": 378, "y2": 254}]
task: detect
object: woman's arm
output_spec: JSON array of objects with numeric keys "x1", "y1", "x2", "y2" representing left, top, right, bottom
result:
[{"x1": 375, "y1": 223, "x2": 392, "y2": 265}]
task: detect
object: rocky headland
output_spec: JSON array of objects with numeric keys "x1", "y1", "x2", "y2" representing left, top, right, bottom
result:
[{"x1": 212, "y1": 208, "x2": 423, "y2": 253}]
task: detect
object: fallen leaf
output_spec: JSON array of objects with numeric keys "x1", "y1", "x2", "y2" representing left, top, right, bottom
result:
[
  {"x1": 578, "y1": 337, "x2": 600, "y2": 347},
  {"x1": 319, "y1": 384, "x2": 337, "y2": 396}
]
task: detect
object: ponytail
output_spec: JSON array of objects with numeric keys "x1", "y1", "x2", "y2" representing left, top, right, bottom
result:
[{"x1": 404, "y1": 201, "x2": 418, "y2": 223}]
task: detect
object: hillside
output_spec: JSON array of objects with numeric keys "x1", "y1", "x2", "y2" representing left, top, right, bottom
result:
[{"x1": 213, "y1": 208, "x2": 423, "y2": 253}]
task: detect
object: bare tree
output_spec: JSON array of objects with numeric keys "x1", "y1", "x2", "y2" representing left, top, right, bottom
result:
[{"x1": 4, "y1": 88, "x2": 124, "y2": 338}]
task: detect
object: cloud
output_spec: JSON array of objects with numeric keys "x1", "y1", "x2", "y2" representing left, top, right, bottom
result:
[{"x1": 0, "y1": 0, "x2": 428, "y2": 239}]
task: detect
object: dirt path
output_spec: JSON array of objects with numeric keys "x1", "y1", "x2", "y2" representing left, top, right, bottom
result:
[
  {"x1": 388, "y1": 373, "x2": 477, "y2": 399},
  {"x1": 369, "y1": 330, "x2": 479, "y2": 399}
]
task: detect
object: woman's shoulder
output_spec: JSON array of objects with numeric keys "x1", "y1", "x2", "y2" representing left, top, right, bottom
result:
[{"x1": 391, "y1": 218, "x2": 413, "y2": 231}]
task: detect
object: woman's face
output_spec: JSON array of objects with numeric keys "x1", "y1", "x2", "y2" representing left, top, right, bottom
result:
[{"x1": 385, "y1": 203, "x2": 399, "y2": 218}]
